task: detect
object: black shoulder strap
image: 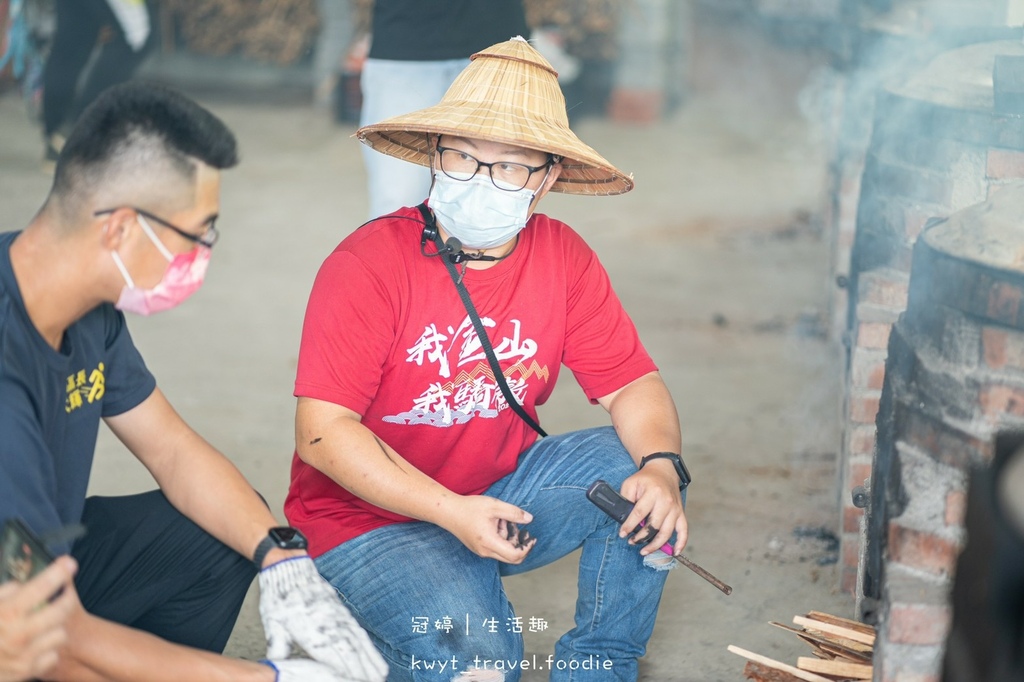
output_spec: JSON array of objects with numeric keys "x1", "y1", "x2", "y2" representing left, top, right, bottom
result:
[{"x1": 415, "y1": 203, "x2": 547, "y2": 438}]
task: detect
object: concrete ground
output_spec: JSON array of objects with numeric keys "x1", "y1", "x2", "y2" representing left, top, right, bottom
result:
[{"x1": 0, "y1": 17, "x2": 853, "y2": 681}]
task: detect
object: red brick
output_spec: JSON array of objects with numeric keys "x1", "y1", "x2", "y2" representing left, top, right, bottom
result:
[
  {"x1": 849, "y1": 392, "x2": 881, "y2": 424},
  {"x1": 945, "y1": 490, "x2": 967, "y2": 527},
  {"x1": 847, "y1": 459, "x2": 872, "y2": 492},
  {"x1": 859, "y1": 270, "x2": 909, "y2": 310},
  {"x1": 987, "y1": 148, "x2": 1024, "y2": 179},
  {"x1": 900, "y1": 408, "x2": 993, "y2": 468},
  {"x1": 851, "y1": 348, "x2": 886, "y2": 390},
  {"x1": 979, "y1": 384, "x2": 1024, "y2": 419},
  {"x1": 856, "y1": 321, "x2": 892, "y2": 350},
  {"x1": 843, "y1": 504, "x2": 864, "y2": 534},
  {"x1": 889, "y1": 604, "x2": 952, "y2": 645},
  {"x1": 847, "y1": 424, "x2": 877, "y2": 457},
  {"x1": 840, "y1": 565, "x2": 858, "y2": 596},
  {"x1": 888, "y1": 523, "x2": 960, "y2": 576},
  {"x1": 607, "y1": 89, "x2": 663, "y2": 124},
  {"x1": 840, "y1": 539, "x2": 859, "y2": 595},
  {"x1": 987, "y1": 281, "x2": 1023, "y2": 326},
  {"x1": 982, "y1": 326, "x2": 1024, "y2": 370}
]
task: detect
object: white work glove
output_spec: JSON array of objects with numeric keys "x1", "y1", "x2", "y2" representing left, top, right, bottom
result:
[
  {"x1": 258, "y1": 557, "x2": 387, "y2": 682},
  {"x1": 261, "y1": 658, "x2": 362, "y2": 682}
]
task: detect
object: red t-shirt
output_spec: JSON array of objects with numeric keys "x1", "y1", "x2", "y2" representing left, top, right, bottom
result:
[{"x1": 285, "y1": 207, "x2": 657, "y2": 557}]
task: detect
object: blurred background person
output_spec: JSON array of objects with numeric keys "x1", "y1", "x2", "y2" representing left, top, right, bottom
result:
[
  {"x1": 40, "y1": 0, "x2": 150, "y2": 170},
  {"x1": 355, "y1": 0, "x2": 528, "y2": 219}
]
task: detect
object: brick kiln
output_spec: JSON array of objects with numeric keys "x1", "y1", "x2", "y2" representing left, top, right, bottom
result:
[
  {"x1": 862, "y1": 183, "x2": 1024, "y2": 681},
  {"x1": 833, "y1": 36, "x2": 1024, "y2": 597}
]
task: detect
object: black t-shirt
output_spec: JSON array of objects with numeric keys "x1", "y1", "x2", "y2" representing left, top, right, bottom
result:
[
  {"x1": 369, "y1": 0, "x2": 529, "y2": 61},
  {"x1": 0, "y1": 231, "x2": 156, "y2": 548}
]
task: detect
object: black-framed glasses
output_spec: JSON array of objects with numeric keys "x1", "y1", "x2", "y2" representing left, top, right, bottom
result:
[
  {"x1": 94, "y1": 207, "x2": 219, "y2": 248},
  {"x1": 436, "y1": 146, "x2": 554, "y2": 192}
]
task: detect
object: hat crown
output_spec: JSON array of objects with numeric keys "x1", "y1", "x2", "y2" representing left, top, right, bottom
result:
[{"x1": 440, "y1": 36, "x2": 569, "y2": 129}]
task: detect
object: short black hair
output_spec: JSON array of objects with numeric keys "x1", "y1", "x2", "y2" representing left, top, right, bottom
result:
[{"x1": 53, "y1": 81, "x2": 239, "y2": 199}]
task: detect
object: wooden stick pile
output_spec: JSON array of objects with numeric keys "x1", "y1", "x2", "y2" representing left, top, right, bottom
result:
[
  {"x1": 729, "y1": 611, "x2": 875, "y2": 681},
  {"x1": 162, "y1": 0, "x2": 320, "y2": 66}
]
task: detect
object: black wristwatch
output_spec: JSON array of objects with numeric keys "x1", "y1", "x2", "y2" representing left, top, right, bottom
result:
[
  {"x1": 639, "y1": 452, "x2": 692, "y2": 490},
  {"x1": 252, "y1": 526, "x2": 308, "y2": 569}
]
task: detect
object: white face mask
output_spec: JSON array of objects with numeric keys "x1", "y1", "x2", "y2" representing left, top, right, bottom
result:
[{"x1": 427, "y1": 171, "x2": 537, "y2": 250}]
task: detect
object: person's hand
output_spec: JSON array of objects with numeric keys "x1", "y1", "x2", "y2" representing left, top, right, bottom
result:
[
  {"x1": 442, "y1": 496, "x2": 536, "y2": 563},
  {"x1": 261, "y1": 657, "x2": 373, "y2": 681},
  {"x1": 258, "y1": 557, "x2": 387, "y2": 682},
  {"x1": 620, "y1": 464, "x2": 688, "y2": 556},
  {"x1": 0, "y1": 556, "x2": 77, "y2": 682}
]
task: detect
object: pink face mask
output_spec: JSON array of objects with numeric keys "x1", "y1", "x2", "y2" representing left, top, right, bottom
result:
[{"x1": 111, "y1": 215, "x2": 211, "y2": 316}]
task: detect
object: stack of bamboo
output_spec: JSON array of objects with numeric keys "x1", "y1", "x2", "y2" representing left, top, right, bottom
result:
[{"x1": 729, "y1": 611, "x2": 875, "y2": 681}]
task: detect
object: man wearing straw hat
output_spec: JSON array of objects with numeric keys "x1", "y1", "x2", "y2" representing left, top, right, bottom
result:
[{"x1": 286, "y1": 36, "x2": 687, "y2": 680}]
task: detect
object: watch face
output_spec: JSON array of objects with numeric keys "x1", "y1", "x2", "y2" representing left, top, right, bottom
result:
[
  {"x1": 677, "y1": 459, "x2": 692, "y2": 487},
  {"x1": 269, "y1": 526, "x2": 308, "y2": 549}
]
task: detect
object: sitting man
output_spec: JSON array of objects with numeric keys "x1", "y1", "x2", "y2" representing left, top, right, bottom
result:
[
  {"x1": 286, "y1": 37, "x2": 690, "y2": 681},
  {"x1": 0, "y1": 82, "x2": 386, "y2": 682}
]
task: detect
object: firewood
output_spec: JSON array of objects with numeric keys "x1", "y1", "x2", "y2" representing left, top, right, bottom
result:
[
  {"x1": 769, "y1": 622, "x2": 874, "y2": 656},
  {"x1": 793, "y1": 615, "x2": 876, "y2": 646},
  {"x1": 797, "y1": 656, "x2": 873, "y2": 679},
  {"x1": 804, "y1": 611, "x2": 876, "y2": 637},
  {"x1": 817, "y1": 641, "x2": 872, "y2": 664},
  {"x1": 743, "y1": 661, "x2": 809, "y2": 682},
  {"x1": 728, "y1": 646, "x2": 834, "y2": 682}
]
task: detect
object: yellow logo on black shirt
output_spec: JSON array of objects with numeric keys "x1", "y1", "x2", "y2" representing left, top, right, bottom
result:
[{"x1": 65, "y1": 363, "x2": 105, "y2": 413}]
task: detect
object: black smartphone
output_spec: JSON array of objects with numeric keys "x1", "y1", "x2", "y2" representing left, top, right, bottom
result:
[{"x1": 0, "y1": 518, "x2": 55, "y2": 584}]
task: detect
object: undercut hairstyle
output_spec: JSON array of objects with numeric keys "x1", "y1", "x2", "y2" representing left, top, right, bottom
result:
[{"x1": 50, "y1": 81, "x2": 239, "y2": 218}]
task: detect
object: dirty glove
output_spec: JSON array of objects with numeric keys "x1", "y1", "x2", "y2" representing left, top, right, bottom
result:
[
  {"x1": 258, "y1": 557, "x2": 387, "y2": 682},
  {"x1": 260, "y1": 658, "x2": 362, "y2": 682}
]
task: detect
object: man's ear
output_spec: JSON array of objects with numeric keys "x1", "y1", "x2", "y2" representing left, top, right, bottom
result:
[
  {"x1": 97, "y1": 208, "x2": 135, "y2": 250},
  {"x1": 542, "y1": 159, "x2": 563, "y2": 194}
]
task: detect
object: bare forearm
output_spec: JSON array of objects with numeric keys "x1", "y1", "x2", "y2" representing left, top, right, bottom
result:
[
  {"x1": 106, "y1": 389, "x2": 284, "y2": 563},
  {"x1": 296, "y1": 399, "x2": 460, "y2": 527},
  {"x1": 48, "y1": 612, "x2": 271, "y2": 682},
  {"x1": 605, "y1": 372, "x2": 682, "y2": 464},
  {"x1": 151, "y1": 429, "x2": 280, "y2": 560}
]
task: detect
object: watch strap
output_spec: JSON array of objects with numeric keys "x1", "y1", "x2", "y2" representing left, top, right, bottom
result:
[
  {"x1": 252, "y1": 534, "x2": 278, "y2": 570},
  {"x1": 640, "y1": 452, "x2": 691, "y2": 489}
]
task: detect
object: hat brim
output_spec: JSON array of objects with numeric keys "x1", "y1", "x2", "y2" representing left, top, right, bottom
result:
[{"x1": 357, "y1": 101, "x2": 635, "y2": 196}]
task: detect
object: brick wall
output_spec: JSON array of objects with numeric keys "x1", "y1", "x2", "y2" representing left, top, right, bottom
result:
[
  {"x1": 831, "y1": 39, "x2": 1024, "y2": 602},
  {"x1": 866, "y1": 184, "x2": 1024, "y2": 680}
]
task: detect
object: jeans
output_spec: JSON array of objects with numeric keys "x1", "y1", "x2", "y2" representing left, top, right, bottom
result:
[
  {"x1": 315, "y1": 426, "x2": 671, "y2": 682},
  {"x1": 359, "y1": 58, "x2": 469, "y2": 219}
]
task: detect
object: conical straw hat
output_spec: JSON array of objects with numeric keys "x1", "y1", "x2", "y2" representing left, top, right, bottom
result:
[{"x1": 356, "y1": 36, "x2": 634, "y2": 196}]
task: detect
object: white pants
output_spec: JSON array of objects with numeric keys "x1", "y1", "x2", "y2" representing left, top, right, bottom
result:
[{"x1": 359, "y1": 57, "x2": 469, "y2": 219}]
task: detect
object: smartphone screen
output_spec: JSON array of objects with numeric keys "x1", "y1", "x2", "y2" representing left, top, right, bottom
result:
[{"x1": 0, "y1": 518, "x2": 55, "y2": 584}]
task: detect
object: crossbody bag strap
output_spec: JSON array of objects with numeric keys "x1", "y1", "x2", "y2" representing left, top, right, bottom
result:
[{"x1": 416, "y1": 203, "x2": 547, "y2": 438}]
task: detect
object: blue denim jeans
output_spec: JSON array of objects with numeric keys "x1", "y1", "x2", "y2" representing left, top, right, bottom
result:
[
  {"x1": 359, "y1": 58, "x2": 470, "y2": 219},
  {"x1": 314, "y1": 427, "x2": 671, "y2": 682}
]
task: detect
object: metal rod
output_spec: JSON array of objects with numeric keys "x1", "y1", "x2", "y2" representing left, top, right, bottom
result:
[{"x1": 671, "y1": 552, "x2": 733, "y2": 595}]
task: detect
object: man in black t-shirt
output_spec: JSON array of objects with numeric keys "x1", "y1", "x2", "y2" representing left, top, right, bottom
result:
[{"x1": 0, "y1": 82, "x2": 386, "y2": 682}]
